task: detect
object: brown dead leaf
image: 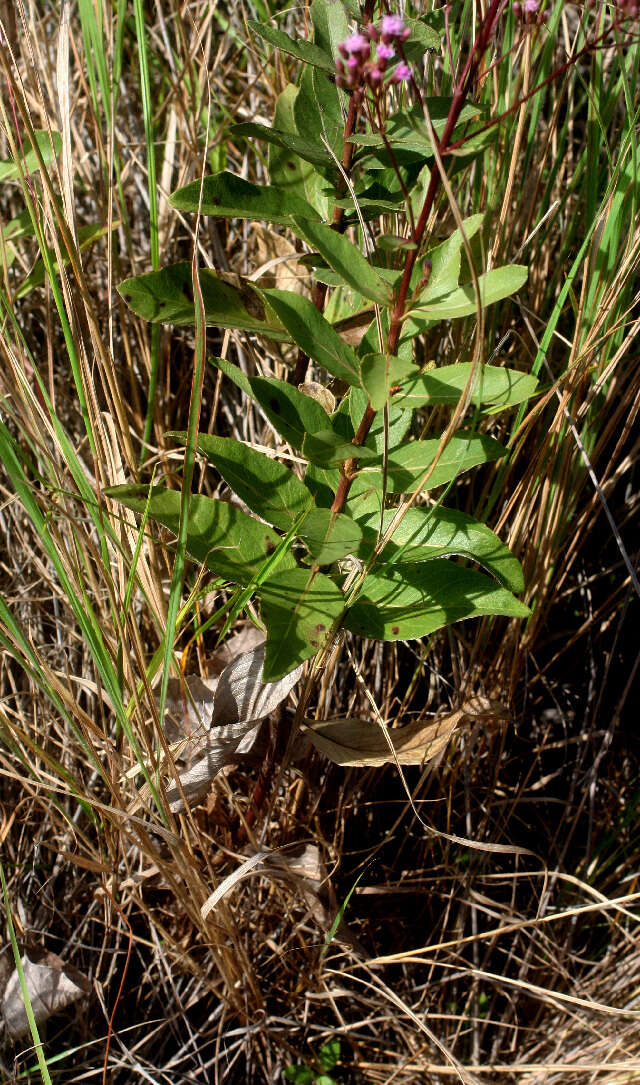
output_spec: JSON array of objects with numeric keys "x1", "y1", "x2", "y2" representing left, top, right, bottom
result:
[
  {"x1": 2, "y1": 952, "x2": 90, "y2": 1038},
  {"x1": 303, "y1": 710, "x2": 464, "y2": 767}
]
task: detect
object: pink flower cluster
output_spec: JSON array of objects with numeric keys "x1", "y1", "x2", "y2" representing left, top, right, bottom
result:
[
  {"x1": 615, "y1": 0, "x2": 639, "y2": 20},
  {"x1": 335, "y1": 15, "x2": 412, "y2": 99},
  {"x1": 512, "y1": 0, "x2": 549, "y2": 24}
]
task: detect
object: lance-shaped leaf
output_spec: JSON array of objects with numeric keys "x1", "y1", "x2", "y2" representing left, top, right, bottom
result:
[
  {"x1": 421, "y1": 213, "x2": 485, "y2": 297},
  {"x1": 258, "y1": 567, "x2": 345, "y2": 680},
  {"x1": 303, "y1": 709, "x2": 461, "y2": 767},
  {"x1": 249, "y1": 377, "x2": 377, "y2": 466},
  {"x1": 294, "y1": 65, "x2": 345, "y2": 160},
  {"x1": 310, "y1": 0, "x2": 349, "y2": 57},
  {"x1": 0, "y1": 130, "x2": 62, "y2": 182},
  {"x1": 407, "y1": 265, "x2": 528, "y2": 327},
  {"x1": 348, "y1": 100, "x2": 484, "y2": 161},
  {"x1": 298, "y1": 508, "x2": 363, "y2": 565},
  {"x1": 248, "y1": 18, "x2": 334, "y2": 70},
  {"x1": 403, "y1": 17, "x2": 442, "y2": 60},
  {"x1": 185, "y1": 433, "x2": 313, "y2": 531},
  {"x1": 360, "y1": 352, "x2": 418, "y2": 410},
  {"x1": 344, "y1": 560, "x2": 530, "y2": 641},
  {"x1": 269, "y1": 84, "x2": 331, "y2": 218},
  {"x1": 357, "y1": 506, "x2": 524, "y2": 593},
  {"x1": 169, "y1": 171, "x2": 321, "y2": 225},
  {"x1": 261, "y1": 289, "x2": 361, "y2": 385},
  {"x1": 292, "y1": 217, "x2": 394, "y2": 306},
  {"x1": 357, "y1": 432, "x2": 504, "y2": 494},
  {"x1": 118, "y1": 262, "x2": 288, "y2": 338},
  {"x1": 107, "y1": 484, "x2": 295, "y2": 584},
  {"x1": 393, "y1": 363, "x2": 539, "y2": 410},
  {"x1": 232, "y1": 122, "x2": 333, "y2": 168}
]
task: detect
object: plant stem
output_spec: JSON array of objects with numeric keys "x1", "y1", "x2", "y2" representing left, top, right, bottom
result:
[{"x1": 331, "y1": 0, "x2": 508, "y2": 514}]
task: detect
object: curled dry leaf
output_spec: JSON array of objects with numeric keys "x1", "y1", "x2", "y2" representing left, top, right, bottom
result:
[
  {"x1": 145, "y1": 642, "x2": 302, "y2": 813},
  {"x1": 302, "y1": 701, "x2": 501, "y2": 768},
  {"x1": 2, "y1": 952, "x2": 90, "y2": 1038},
  {"x1": 298, "y1": 381, "x2": 336, "y2": 414},
  {"x1": 201, "y1": 844, "x2": 360, "y2": 950}
]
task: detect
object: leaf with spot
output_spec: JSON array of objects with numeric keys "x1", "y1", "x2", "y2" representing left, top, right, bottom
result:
[
  {"x1": 292, "y1": 218, "x2": 394, "y2": 306},
  {"x1": 344, "y1": 561, "x2": 529, "y2": 641},
  {"x1": 118, "y1": 263, "x2": 288, "y2": 338},
  {"x1": 357, "y1": 506, "x2": 524, "y2": 592},
  {"x1": 258, "y1": 568, "x2": 345, "y2": 680}
]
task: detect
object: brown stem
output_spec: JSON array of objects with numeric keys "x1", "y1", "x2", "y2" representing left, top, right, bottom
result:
[{"x1": 330, "y1": 0, "x2": 508, "y2": 513}]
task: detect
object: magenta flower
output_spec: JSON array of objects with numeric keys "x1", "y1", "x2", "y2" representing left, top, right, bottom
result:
[
  {"x1": 392, "y1": 62, "x2": 412, "y2": 83},
  {"x1": 381, "y1": 14, "x2": 406, "y2": 40},
  {"x1": 376, "y1": 43, "x2": 395, "y2": 60},
  {"x1": 340, "y1": 32, "x2": 370, "y2": 55}
]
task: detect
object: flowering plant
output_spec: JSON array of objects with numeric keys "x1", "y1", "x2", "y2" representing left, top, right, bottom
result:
[{"x1": 111, "y1": 1, "x2": 536, "y2": 733}]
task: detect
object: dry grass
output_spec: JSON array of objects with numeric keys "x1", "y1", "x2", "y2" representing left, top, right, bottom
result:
[{"x1": 0, "y1": 0, "x2": 639, "y2": 1081}]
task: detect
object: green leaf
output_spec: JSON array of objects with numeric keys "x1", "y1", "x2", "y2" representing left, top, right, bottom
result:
[
  {"x1": 248, "y1": 18, "x2": 334, "y2": 70},
  {"x1": 299, "y1": 508, "x2": 363, "y2": 564},
  {"x1": 349, "y1": 387, "x2": 413, "y2": 455},
  {"x1": 258, "y1": 568, "x2": 345, "y2": 680},
  {"x1": 117, "y1": 263, "x2": 288, "y2": 338},
  {"x1": 403, "y1": 17, "x2": 442, "y2": 59},
  {"x1": 180, "y1": 434, "x2": 314, "y2": 530},
  {"x1": 310, "y1": 0, "x2": 349, "y2": 57},
  {"x1": 360, "y1": 352, "x2": 418, "y2": 410},
  {"x1": 261, "y1": 289, "x2": 361, "y2": 385},
  {"x1": 231, "y1": 122, "x2": 332, "y2": 168},
  {"x1": 422, "y1": 214, "x2": 485, "y2": 296},
  {"x1": 344, "y1": 561, "x2": 530, "y2": 641},
  {"x1": 294, "y1": 66, "x2": 345, "y2": 160},
  {"x1": 407, "y1": 265, "x2": 528, "y2": 326},
  {"x1": 249, "y1": 377, "x2": 377, "y2": 465},
  {"x1": 268, "y1": 85, "x2": 331, "y2": 218},
  {"x1": 318, "y1": 1039, "x2": 341, "y2": 1072},
  {"x1": 15, "y1": 222, "x2": 114, "y2": 299},
  {"x1": 0, "y1": 130, "x2": 62, "y2": 182},
  {"x1": 107, "y1": 485, "x2": 294, "y2": 585},
  {"x1": 393, "y1": 363, "x2": 538, "y2": 410},
  {"x1": 169, "y1": 171, "x2": 321, "y2": 224},
  {"x1": 292, "y1": 218, "x2": 394, "y2": 306},
  {"x1": 349, "y1": 101, "x2": 484, "y2": 160},
  {"x1": 283, "y1": 1067, "x2": 315, "y2": 1085},
  {"x1": 357, "y1": 506, "x2": 525, "y2": 592},
  {"x1": 359, "y1": 432, "x2": 504, "y2": 493}
]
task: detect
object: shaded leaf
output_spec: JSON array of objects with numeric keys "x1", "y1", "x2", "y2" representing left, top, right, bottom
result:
[
  {"x1": 118, "y1": 262, "x2": 288, "y2": 338},
  {"x1": 261, "y1": 288, "x2": 361, "y2": 385},
  {"x1": 248, "y1": 18, "x2": 334, "y2": 70},
  {"x1": 232, "y1": 122, "x2": 333, "y2": 168},
  {"x1": 358, "y1": 432, "x2": 505, "y2": 493},
  {"x1": 344, "y1": 560, "x2": 530, "y2": 641},
  {"x1": 107, "y1": 484, "x2": 295, "y2": 584},
  {"x1": 258, "y1": 568, "x2": 345, "y2": 680},
  {"x1": 393, "y1": 363, "x2": 539, "y2": 410},
  {"x1": 293, "y1": 217, "x2": 394, "y2": 306},
  {"x1": 169, "y1": 170, "x2": 320, "y2": 224},
  {"x1": 299, "y1": 508, "x2": 363, "y2": 564},
  {"x1": 357, "y1": 506, "x2": 525, "y2": 593},
  {"x1": 188, "y1": 433, "x2": 313, "y2": 531},
  {"x1": 0, "y1": 130, "x2": 62, "y2": 182},
  {"x1": 249, "y1": 377, "x2": 377, "y2": 465}
]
